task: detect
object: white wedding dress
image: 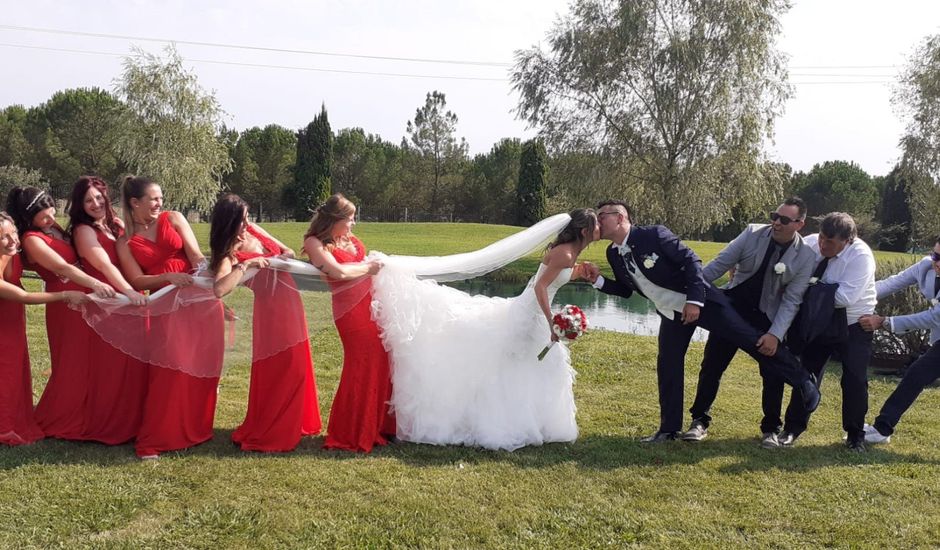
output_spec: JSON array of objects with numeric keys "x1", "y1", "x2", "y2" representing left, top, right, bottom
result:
[{"x1": 371, "y1": 262, "x2": 578, "y2": 451}]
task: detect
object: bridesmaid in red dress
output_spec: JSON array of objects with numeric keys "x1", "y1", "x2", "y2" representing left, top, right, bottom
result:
[
  {"x1": 0, "y1": 212, "x2": 88, "y2": 446},
  {"x1": 5, "y1": 187, "x2": 119, "y2": 441},
  {"x1": 209, "y1": 194, "x2": 321, "y2": 452},
  {"x1": 68, "y1": 176, "x2": 150, "y2": 444},
  {"x1": 115, "y1": 175, "x2": 222, "y2": 459},
  {"x1": 303, "y1": 193, "x2": 393, "y2": 453}
]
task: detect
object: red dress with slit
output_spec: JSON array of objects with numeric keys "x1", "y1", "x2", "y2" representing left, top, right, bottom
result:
[
  {"x1": 324, "y1": 236, "x2": 395, "y2": 452},
  {"x1": 27, "y1": 230, "x2": 93, "y2": 440},
  {"x1": 0, "y1": 254, "x2": 44, "y2": 446},
  {"x1": 79, "y1": 225, "x2": 149, "y2": 444},
  {"x1": 127, "y1": 211, "x2": 221, "y2": 457},
  {"x1": 230, "y1": 225, "x2": 321, "y2": 452}
]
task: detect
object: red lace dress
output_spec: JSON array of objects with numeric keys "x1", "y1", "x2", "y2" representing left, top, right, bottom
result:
[
  {"x1": 0, "y1": 254, "x2": 45, "y2": 445},
  {"x1": 127, "y1": 211, "x2": 222, "y2": 457},
  {"x1": 26, "y1": 230, "x2": 93, "y2": 440},
  {"x1": 79, "y1": 225, "x2": 149, "y2": 444},
  {"x1": 230, "y1": 225, "x2": 321, "y2": 452},
  {"x1": 324, "y1": 236, "x2": 395, "y2": 452}
]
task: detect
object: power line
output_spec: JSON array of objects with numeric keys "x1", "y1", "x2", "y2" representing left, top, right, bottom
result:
[
  {"x1": 0, "y1": 42, "x2": 509, "y2": 82},
  {"x1": 790, "y1": 65, "x2": 899, "y2": 69},
  {"x1": 0, "y1": 41, "x2": 897, "y2": 86},
  {"x1": 0, "y1": 24, "x2": 513, "y2": 68}
]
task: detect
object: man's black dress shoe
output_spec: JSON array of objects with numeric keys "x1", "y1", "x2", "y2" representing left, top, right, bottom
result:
[
  {"x1": 800, "y1": 374, "x2": 821, "y2": 413},
  {"x1": 640, "y1": 431, "x2": 680, "y2": 443}
]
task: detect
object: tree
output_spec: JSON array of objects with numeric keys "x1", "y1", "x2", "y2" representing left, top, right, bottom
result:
[
  {"x1": 226, "y1": 125, "x2": 296, "y2": 221},
  {"x1": 516, "y1": 139, "x2": 548, "y2": 226},
  {"x1": 790, "y1": 161, "x2": 879, "y2": 232},
  {"x1": 113, "y1": 45, "x2": 232, "y2": 212},
  {"x1": 405, "y1": 91, "x2": 468, "y2": 216},
  {"x1": 877, "y1": 165, "x2": 914, "y2": 252},
  {"x1": 289, "y1": 104, "x2": 332, "y2": 219},
  {"x1": 23, "y1": 88, "x2": 126, "y2": 194},
  {"x1": 0, "y1": 106, "x2": 29, "y2": 169},
  {"x1": 458, "y1": 138, "x2": 522, "y2": 223},
  {"x1": 895, "y1": 33, "x2": 940, "y2": 247},
  {"x1": 512, "y1": 0, "x2": 792, "y2": 233},
  {"x1": 0, "y1": 165, "x2": 46, "y2": 202}
]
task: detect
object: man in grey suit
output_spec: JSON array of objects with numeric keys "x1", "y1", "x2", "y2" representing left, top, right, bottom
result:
[
  {"x1": 682, "y1": 197, "x2": 816, "y2": 445},
  {"x1": 861, "y1": 236, "x2": 940, "y2": 444}
]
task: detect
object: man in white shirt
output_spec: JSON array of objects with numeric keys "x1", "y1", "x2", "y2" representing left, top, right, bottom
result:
[{"x1": 765, "y1": 212, "x2": 877, "y2": 451}]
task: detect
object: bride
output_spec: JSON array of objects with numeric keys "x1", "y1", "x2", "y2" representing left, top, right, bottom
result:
[{"x1": 371, "y1": 209, "x2": 599, "y2": 451}]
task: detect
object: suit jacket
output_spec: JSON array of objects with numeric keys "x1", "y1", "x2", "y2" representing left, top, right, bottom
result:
[
  {"x1": 598, "y1": 224, "x2": 708, "y2": 305},
  {"x1": 877, "y1": 257, "x2": 940, "y2": 344},
  {"x1": 701, "y1": 224, "x2": 816, "y2": 341}
]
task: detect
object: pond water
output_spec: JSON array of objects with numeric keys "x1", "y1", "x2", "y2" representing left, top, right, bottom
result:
[{"x1": 446, "y1": 279, "x2": 709, "y2": 341}]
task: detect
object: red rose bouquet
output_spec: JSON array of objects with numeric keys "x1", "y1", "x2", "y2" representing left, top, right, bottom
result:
[{"x1": 538, "y1": 304, "x2": 588, "y2": 360}]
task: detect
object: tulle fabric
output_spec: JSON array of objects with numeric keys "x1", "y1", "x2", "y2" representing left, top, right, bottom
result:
[
  {"x1": 323, "y1": 236, "x2": 396, "y2": 453},
  {"x1": 229, "y1": 225, "x2": 321, "y2": 452},
  {"x1": 0, "y1": 254, "x2": 44, "y2": 446},
  {"x1": 371, "y1": 263, "x2": 578, "y2": 451},
  {"x1": 78, "y1": 225, "x2": 148, "y2": 444}
]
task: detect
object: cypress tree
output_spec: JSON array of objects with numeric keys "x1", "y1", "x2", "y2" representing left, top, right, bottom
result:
[
  {"x1": 290, "y1": 103, "x2": 333, "y2": 219},
  {"x1": 515, "y1": 139, "x2": 547, "y2": 226}
]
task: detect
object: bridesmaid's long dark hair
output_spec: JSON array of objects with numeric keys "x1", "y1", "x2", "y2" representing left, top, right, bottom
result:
[
  {"x1": 209, "y1": 193, "x2": 249, "y2": 273},
  {"x1": 5, "y1": 186, "x2": 56, "y2": 236},
  {"x1": 120, "y1": 175, "x2": 156, "y2": 238},
  {"x1": 549, "y1": 208, "x2": 597, "y2": 249},
  {"x1": 67, "y1": 176, "x2": 121, "y2": 237}
]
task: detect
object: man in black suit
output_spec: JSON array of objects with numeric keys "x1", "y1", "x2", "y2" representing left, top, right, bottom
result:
[{"x1": 582, "y1": 200, "x2": 819, "y2": 442}]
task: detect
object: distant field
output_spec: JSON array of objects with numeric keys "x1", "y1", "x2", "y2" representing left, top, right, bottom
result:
[{"x1": 189, "y1": 221, "x2": 918, "y2": 282}]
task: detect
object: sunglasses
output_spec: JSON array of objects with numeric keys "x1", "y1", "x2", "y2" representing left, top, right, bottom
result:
[
  {"x1": 770, "y1": 212, "x2": 802, "y2": 225},
  {"x1": 931, "y1": 251, "x2": 940, "y2": 262}
]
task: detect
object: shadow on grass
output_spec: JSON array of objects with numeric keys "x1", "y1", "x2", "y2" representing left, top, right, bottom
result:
[{"x1": 2, "y1": 429, "x2": 937, "y2": 474}]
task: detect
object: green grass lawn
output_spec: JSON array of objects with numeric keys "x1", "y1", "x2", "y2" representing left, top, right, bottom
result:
[{"x1": 2, "y1": 222, "x2": 932, "y2": 548}]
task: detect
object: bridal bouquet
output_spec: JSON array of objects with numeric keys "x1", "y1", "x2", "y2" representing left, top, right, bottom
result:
[{"x1": 538, "y1": 304, "x2": 588, "y2": 360}]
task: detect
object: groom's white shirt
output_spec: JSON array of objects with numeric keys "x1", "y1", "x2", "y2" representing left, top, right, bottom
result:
[{"x1": 594, "y1": 231, "x2": 691, "y2": 318}]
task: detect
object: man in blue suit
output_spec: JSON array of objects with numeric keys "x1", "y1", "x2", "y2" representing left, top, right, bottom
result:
[
  {"x1": 582, "y1": 200, "x2": 819, "y2": 442},
  {"x1": 861, "y1": 236, "x2": 940, "y2": 444}
]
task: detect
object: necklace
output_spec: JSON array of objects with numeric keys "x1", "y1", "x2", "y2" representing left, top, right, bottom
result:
[{"x1": 134, "y1": 218, "x2": 154, "y2": 231}]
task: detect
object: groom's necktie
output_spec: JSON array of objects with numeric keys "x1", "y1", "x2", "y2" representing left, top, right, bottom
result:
[{"x1": 620, "y1": 245, "x2": 637, "y2": 275}]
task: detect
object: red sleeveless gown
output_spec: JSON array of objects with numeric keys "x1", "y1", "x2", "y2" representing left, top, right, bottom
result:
[
  {"x1": 27, "y1": 230, "x2": 93, "y2": 440},
  {"x1": 79, "y1": 225, "x2": 149, "y2": 444},
  {"x1": 230, "y1": 225, "x2": 321, "y2": 452},
  {"x1": 0, "y1": 254, "x2": 44, "y2": 445},
  {"x1": 127, "y1": 211, "x2": 221, "y2": 457},
  {"x1": 324, "y1": 236, "x2": 395, "y2": 452}
]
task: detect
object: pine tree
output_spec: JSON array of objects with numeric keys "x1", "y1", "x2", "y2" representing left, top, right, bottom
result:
[{"x1": 515, "y1": 139, "x2": 547, "y2": 226}]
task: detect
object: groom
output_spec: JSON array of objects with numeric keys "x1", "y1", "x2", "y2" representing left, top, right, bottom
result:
[{"x1": 582, "y1": 200, "x2": 819, "y2": 442}]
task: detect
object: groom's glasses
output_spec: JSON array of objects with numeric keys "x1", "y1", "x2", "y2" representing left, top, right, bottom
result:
[
  {"x1": 770, "y1": 212, "x2": 802, "y2": 225},
  {"x1": 931, "y1": 251, "x2": 940, "y2": 262}
]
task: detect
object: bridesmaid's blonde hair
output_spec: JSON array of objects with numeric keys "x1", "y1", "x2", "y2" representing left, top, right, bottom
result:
[{"x1": 303, "y1": 193, "x2": 356, "y2": 249}]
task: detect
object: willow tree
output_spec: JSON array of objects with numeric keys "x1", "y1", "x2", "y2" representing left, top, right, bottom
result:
[
  {"x1": 896, "y1": 33, "x2": 940, "y2": 246},
  {"x1": 512, "y1": 0, "x2": 792, "y2": 233},
  {"x1": 113, "y1": 45, "x2": 231, "y2": 212}
]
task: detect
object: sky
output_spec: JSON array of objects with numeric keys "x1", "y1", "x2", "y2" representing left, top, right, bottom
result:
[{"x1": 1, "y1": 0, "x2": 938, "y2": 177}]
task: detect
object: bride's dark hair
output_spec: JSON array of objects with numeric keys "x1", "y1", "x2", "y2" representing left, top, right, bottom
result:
[{"x1": 549, "y1": 208, "x2": 597, "y2": 249}]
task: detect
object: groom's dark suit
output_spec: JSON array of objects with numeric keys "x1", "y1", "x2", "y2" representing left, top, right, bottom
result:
[{"x1": 596, "y1": 225, "x2": 815, "y2": 434}]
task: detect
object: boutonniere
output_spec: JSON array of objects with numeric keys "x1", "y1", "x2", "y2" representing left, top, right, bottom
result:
[
  {"x1": 809, "y1": 277, "x2": 820, "y2": 285},
  {"x1": 932, "y1": 298, "x2": 939, "y2": 307},
  {"x1": 642, "y1": 253, "x2": 659, "y2": 269},
  {"x1": 773, "y1": 262, "x2": 786, "y2": 275}
]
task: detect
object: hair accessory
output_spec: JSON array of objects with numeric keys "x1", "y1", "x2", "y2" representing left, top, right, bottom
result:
[{"x1": 25, "y1": 191, "x2": 46, "y2": 212}]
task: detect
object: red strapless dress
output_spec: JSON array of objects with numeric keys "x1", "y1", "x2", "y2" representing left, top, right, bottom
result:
[
  {"x1": 79, "y1": 225, "x2": 149, "y2": 444},
  {"x1": 127, "y1": 211, "x2": 221, "y2": 457},
  {"x1": 0, "y1": 254, "x2": 44, "y2": 446},
  {"x1": 324, "y1": 236, "x2": 395, "y2": 452},
  {"x1": 28, "y1": 230, "x2": 93, "y2": 440},
  {"x1": 230, "y1": 225, "x2": 321, "y2": 452}
]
